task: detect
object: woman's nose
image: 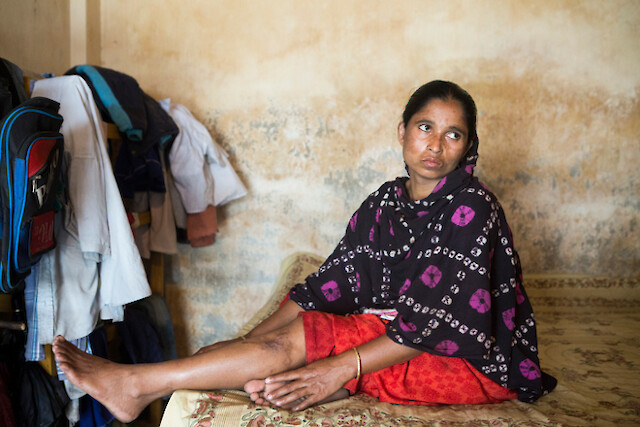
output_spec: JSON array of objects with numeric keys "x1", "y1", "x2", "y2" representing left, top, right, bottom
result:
[{"x1": 427, "y1": 135, "x2": 443, "y2": 153}]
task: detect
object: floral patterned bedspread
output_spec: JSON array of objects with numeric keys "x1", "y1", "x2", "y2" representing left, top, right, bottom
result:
[{"x1": 160, "y1": 254, "x2": 640, "y2": 427}]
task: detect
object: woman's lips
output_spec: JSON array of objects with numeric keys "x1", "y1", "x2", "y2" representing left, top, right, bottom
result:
[{"x1": 422, "y1": 157, "x2": 442, "y2": 167}]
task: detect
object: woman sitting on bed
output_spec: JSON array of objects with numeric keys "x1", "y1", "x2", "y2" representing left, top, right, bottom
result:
[{"x1": 52, "y1": 80, "x2": 556, "y2": 423}]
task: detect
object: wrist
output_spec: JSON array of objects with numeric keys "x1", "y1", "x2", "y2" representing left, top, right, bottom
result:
[
  {"x1": 335, "y1": 347, "x2": 361, "y2": 383},
  {"x1": 352, "y1": 347, "x2": 361, "y2": 380}
]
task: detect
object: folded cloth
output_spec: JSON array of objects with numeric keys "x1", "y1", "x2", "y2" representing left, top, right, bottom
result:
[{"x1": 186, "y1": 205, "x2": 218, "y2": 248}]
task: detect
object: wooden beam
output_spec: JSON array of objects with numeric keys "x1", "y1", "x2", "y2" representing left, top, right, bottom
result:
[{"x1": 69, "y1": 0, "x2": 101, "y2": 66}]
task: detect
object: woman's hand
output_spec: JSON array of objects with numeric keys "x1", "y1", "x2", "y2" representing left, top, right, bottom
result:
[
  {"x1": 262, "y1": 334, "x2": 423, "y2": 411},
  {"x1": 262, "y1": 352, "x2": 356, "y2": 411}
]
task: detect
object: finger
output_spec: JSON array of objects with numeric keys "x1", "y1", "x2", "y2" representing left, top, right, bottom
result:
[
  {"x1": 265, "y1": 380, "x2": 307, "y2": 401},
  {"x1": 265, "y1": 368, "x2": 309, "y2": 384},
  {"x1": 272, "y1": 388, "x2": 312, "y2": 408},
  {"x1": 265, "y1": 374, "x2": 297, "y2": 384},
  {"x1": 292, "y1": 394, "x2": 319, "y2": 411}
]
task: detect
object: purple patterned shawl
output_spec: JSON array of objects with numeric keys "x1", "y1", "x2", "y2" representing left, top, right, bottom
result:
[{"x1": 290, "y1": 140, "x2": 556, "y2": 402}]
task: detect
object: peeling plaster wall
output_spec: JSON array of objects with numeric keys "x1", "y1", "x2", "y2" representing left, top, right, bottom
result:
[{"x1": 2, "y1": 0, "x2": 639, "y2": 355}]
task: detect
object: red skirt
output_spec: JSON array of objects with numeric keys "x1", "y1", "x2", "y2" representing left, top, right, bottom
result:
[{"x1": 302, "y1": 311, "x2": 517, "y2": 406}]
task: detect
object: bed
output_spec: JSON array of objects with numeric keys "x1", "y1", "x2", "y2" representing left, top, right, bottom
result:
[{"x1": 160, "y1": 252, "x2": 640, "y2": 426}]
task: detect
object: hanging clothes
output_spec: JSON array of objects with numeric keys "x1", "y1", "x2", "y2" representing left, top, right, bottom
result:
[
  {"x1": 186, "y1": 205, "x2": 218, "y2": 247},
  {"x1": 162, "y1": 100, "x2": 247, "y2": 247},
  {"x1": 64, "y1": 65, "x2": 178, "y2": 158},
  {"x1": 164, "y1": 101, "x2": 247, "y2": 210},
  {"x1": 65, "y1": 65, "x2": 179, "y2": 204},
  {"x1": 0, "y1": 57, "x2": 28, "y2": 118},
  {"x1": 18, "y1": 362, "x2": 70, "y2": 427},
  {"x1": 127, "y1": 154, "x2": 178, "y2": 259},
  {"x1": 0, "y1": 361, "x2": 17, "y2": 427},
  {"x1": 31, "y1": 75, "x2": 151, "y2": 343}
]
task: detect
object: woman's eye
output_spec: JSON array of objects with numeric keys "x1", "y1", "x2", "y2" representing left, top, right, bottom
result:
[
  {"x1": 446, "y1": 131, "x2": 461, "y2": 140},
  {"x1": 418, "y1": 124, "x2": 430, "y2": 132}
]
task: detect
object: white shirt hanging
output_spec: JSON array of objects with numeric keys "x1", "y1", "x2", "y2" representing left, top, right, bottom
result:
[
  {"x1": 162, "y1": 101, "x2": 247, "y2": 213},
  {"x1": 32, "y1": 76, "x2": 151, "y2": 342}
]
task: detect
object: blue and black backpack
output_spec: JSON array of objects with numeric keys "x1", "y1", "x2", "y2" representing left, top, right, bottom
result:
[{"x1": 0, "y1": 96, "x2": 65, "y2": 293}]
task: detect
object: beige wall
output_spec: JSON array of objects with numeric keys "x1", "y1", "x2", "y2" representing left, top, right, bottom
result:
[
  {"x1": 0, "y1": 0, "x2": 70, "y2": 75},
  {"x1": 1, "y1": 0, "x2": 638, "y2": 355}
]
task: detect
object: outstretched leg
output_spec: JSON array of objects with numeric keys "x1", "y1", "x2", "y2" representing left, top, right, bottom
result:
[{"x1": 52, "y1": 316, "x2": 307, "y2": 422}]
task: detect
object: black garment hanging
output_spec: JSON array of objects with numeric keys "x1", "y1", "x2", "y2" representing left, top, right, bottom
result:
[
  {"x1": 18, "y1": 362, "x2": 70, "y2": 427},
  {"x1": 1, "y1": 292, "x2": 70, "y2": 427},
  {"x1": 0, "y1": 57, "x2": 28, "y2": 119}
]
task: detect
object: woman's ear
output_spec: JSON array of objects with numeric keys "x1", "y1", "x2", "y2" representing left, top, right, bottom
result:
[
  {"x1": 464, "y1": 141, "x2": 472, "y2": 155},
  {"x1": 397, "y1": 122, "x2": 406, "y2": 146},
  {"x1": 464, "y1": 138, "x2": 474, "y2": 156}
]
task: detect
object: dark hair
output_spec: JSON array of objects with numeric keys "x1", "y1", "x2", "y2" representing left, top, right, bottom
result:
[{"x1": 402, "y1": 80, "x2": 478, "y2": 146}]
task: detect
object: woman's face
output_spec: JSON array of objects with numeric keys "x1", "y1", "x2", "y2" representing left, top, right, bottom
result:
[{"x1": 398, "y1": 98, "x2": 470, "y2": 195}]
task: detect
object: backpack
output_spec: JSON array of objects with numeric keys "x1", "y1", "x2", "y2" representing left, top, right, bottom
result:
[{"x1": 0, "y1": 96, "x2": 65, "y2": 293}]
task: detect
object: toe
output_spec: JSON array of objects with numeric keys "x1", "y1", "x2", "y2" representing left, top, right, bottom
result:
[{"x1": 244, "y1": 379, "x2": 265, "y2": 394}]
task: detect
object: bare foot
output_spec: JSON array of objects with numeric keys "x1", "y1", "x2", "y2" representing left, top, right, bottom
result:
[
  {"x1": 52, "y1": 335, "x2": 159, "y2": 422},
  {"x1": 244, "y1": 379, "x2": 349, "y2": 409},
  {"x1": 244, "y1": 379, "x2": 281, "y2": 407}
]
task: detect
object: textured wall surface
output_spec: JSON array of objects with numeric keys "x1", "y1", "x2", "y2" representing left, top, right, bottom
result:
[
  {"x1": 0, "y1": 0, "x2": 70, "y2": 76},
  {"x1": 2, "y1": 0, "x2": 638, "y2": 355}
]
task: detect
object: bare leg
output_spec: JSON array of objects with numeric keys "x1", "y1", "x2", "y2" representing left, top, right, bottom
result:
[
  {"x1": 244, "y1": 379, "x2": 349, "y2": 408},
  {"x1": 52, "y1": 317, "x2": 306, "y2": 422}
]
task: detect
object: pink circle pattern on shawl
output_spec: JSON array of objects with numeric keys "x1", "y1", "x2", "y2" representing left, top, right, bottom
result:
[
  {"x1": 399, "y1": 278, "x2": 411, "y2": 295},
  {"x1": 435, "y1": 340, "x2": 459, "y2": 355},
  {"x1": 433, "y1": 177, "x2": 447, "y2": 193},
  {"x1": 469, "y1": 288, "x2": 491, "y2": 313},
  {"x1": 451, "y1": 205, "x2": 476, "y2": 227},
  {"x1": 502, "y1": 308, "x2": 515, "y2": 330},
  {"x1": 398, "y1": 316, "x2": 417, "y2": 332},
  {"x1": 421, "y1": 265, "x2": 442, "y2": 288},
  {"x1": 349, "y1": 212, "x2": 358, "y2": 232},
  {"x1": 321, "y1": 281, "x2": 341, "y2": 302},
  {"x1": 519, "y1": 359, "x2": 541, "y2": 380},
  {"x1": 515, "y1": 282, "x2": 525, "y2": 304}
]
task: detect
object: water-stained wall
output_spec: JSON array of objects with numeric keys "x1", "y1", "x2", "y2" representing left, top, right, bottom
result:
[{"x1": 1, "y1": 0, "x2": 638, "y2": 355}]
